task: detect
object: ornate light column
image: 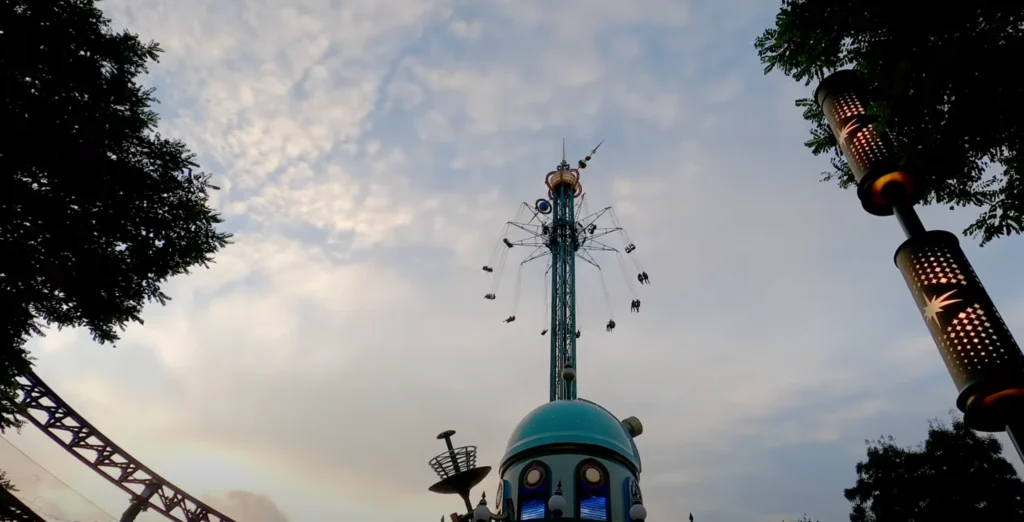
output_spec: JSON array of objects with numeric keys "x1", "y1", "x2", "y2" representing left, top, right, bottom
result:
[{"x1": 815, "y1": 70, "x2": 1024, "y2": 459}]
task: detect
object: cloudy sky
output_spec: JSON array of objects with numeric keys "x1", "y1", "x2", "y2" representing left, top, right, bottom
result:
[{"x1": 7, "y1": 0, "x2": 1024, "y2": 521}]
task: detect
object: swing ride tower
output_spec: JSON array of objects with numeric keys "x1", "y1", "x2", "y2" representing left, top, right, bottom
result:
[
  {"x1": 482, "y1": 141, "x2": 648, "y2": 403},
  {"x1": 546, "y1": 150, "x2": 583, "y2": 402},
  {"x1": 426, "y1": 142, "x2": 659, "y2": 522}
]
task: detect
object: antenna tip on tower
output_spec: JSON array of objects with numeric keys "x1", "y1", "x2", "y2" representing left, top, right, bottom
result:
[{"x1": 557, "y1": 138, "x2": 572, "y2": 170}]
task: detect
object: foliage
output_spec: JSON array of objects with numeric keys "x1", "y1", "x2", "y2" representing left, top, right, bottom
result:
[
  {"x1": 0, "y1": 1, "x2": 231, "y2": 429},
  {"x1": 755, "y1": 1, "x2": 1024, "y2": 245},
  {"x1": 0, "y1": 470, "x2": 14, "y2": 492},
  {"x1": 844, "y1": 415, "x2": 1024, "y2": 521}
]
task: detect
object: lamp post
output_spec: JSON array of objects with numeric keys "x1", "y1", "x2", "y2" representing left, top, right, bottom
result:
[{"x1": 814, "y1": 70, "x2": 1024, "y2": 460}]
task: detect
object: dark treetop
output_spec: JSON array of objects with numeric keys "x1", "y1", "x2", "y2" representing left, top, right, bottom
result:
[
  {"x1": 0, "y1": 1, "x2": 231, "y2": 430},
  {"x1": 756, "y1": 0, "x2": 1024, "y2": 245},
  {"x1": 845, "y1": 416, "x2": 1024, "y2": 522}
]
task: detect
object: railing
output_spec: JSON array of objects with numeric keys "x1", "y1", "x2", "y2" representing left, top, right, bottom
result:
[{"x1": 429, "y1": 445, "x2": 478, "y2": 479}]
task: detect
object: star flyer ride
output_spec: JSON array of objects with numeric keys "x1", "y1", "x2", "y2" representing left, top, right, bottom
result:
[{"x1": 427, "y1": 142, "x2": 653, "y2": 522}]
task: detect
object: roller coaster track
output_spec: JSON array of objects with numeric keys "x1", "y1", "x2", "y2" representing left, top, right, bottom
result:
[
  {"x1": 0, "y1": 488, "x2": 46, "y2": 522},
  {"x1": 13, "y1": 371, "x2": 236, "y2": 522}
]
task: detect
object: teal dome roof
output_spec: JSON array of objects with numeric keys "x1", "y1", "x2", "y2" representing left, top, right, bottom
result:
[{"x1": 501, "y1": 399, "x2": 641, "y2": 471}]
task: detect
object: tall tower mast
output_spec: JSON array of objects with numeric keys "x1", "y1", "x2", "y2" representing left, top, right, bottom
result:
[
  {"x1": 543, "y1": 139, "x2": 608, "y2": 401},
  {"x1": 435, "y1": 140, "x2": 657, "y2": 522},
  {"x1": 482, "y1": 139, "x2": 647, "y2": 402},
  {"x1": 546, "y1": 141, "x2": 587, "y2": 401}
]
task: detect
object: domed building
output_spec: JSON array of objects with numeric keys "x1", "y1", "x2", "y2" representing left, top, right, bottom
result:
[
  {"x1": 427, "y1": 146, "x2": 653, "y2": 522},
  {"x1": 496, "y1": 399, "x2": 645, "y2": 521}
]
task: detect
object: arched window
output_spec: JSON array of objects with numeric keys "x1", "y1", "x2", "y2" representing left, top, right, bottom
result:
[
  {"x1": 518, "y1": 460, "x2": 551, "y2": 520},
  {"x1": 497, "y1": 480, "x2": 511, "y2": 514},
  {"x1": 622, "y1": 477, "x2": 643, "y2": 521},
  {"x1": 575, "y1": 459, "x2": 611, "y2": 521}
]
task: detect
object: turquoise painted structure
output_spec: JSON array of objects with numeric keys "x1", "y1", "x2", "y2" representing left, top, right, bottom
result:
[
  {"x1": 428, "y1": 144, "x2": 650, "y2": 522},
  {"x1": 489, "y1": 147, "x2": 648, "y2": 521},
  {"x1": 497, "y1": 399, "x2": 645, "y2": 521},
  {"x1": 500, "y1": 399, "x2": 641, "y2": 472}
]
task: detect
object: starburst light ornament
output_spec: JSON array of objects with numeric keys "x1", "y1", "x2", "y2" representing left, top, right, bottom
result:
[{"x1": 921, "y1": 289, "x2": 962, "y2": 325}]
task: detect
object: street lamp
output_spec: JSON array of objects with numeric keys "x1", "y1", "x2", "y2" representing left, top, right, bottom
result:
[{"x1": 814, "y1": 70, "x2": 1024, "y2": 459}]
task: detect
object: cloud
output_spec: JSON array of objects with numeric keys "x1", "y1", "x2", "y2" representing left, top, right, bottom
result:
[
  {"x1": 0, "y1": 436, "x2": 116, "y2": 522},
  {"x1": 449, "y1": 18, "x2": 483, "y2": 40},
  {"x1": 203, "y1": 491, "x2": 291, "y2": 522},
  {"x1": 11, "y1": 1, "x2": 1024, "y2": 522}
]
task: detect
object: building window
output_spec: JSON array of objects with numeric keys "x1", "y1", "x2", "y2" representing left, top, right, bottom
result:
[
  {"x1": 575, "y1": 459, "x2": 611, "y2": 521},
  {"x1": 497, "y1": 480, "x2": 511, "y2": 514},
  {"x1": 518, "y1": 461, "x2": 551, "y2": 521}
]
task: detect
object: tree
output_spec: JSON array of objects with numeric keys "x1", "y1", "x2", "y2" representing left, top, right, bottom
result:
[
  {"x1": 755, "y1": 1, "x2": 1024, "y2": 245},
  {"x1": 0, "y1": 470, "x2": 14, "y2": 492},
  {"x1": 844, "y1": 415, "x2": 1024, "y2": 521},
  {"x1": 1, "y1": 1, "x2": 230, "y2": 429}
]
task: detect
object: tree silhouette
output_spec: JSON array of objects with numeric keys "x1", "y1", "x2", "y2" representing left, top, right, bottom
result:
[
  {"x1": 845, "y1": 415, "x2": 1024, "y2": 521},
  {"x1": 755, "y1": 1, "x2": 1024, "y2": 245},
  {"x1": 0, "y1": 470, "x2": 14, "y2": 492},
  {"x1": 1, "y1": 1, "x2": 230, "y2": 429}
]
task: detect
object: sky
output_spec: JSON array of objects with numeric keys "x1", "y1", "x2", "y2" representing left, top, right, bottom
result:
[{"x1": 7, "y1": 0, "x2": 1024, "y2": 521}]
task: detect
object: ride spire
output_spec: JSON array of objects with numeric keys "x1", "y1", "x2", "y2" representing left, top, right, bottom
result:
[
  {"x1": 435, "y1": 140, "x2": 657, "y2": 522},
  {"x1": 482, "y1": 141, "x2": 650, "y2": 402},
  {"x1": 546, "y1": 147, "x2": 582, "y2": 401}
]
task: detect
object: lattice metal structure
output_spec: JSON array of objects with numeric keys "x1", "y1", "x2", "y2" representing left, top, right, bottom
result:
[
  {"x1": 432, "y1": 142, "x2": 655, "y2": 522},
  {"x1": 483, "y1": 141, "x2": 648, "y2": 402},
  {"x1": 0, "y1": 489, "x2": 46, "y2": 522},
  {"x1": 430, "y1": 445, "x2": 479, "y2": 480},
  {"x1": 15, "y1": 372, "x2": 236, "y2": 522}
]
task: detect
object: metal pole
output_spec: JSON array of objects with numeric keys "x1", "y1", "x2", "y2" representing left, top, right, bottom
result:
[
  {"x1": 893, "y1": 204, "x2": 926, "y2": 239},
  {"x1": 120, "y1": 482, "x2": 159, "y2": 522},
  {"x1": 439, "y1": 430, "x2": 462, "y2": 474},
  {"x1": 566, "y1": 184, "x2": 578, "y2": 401},
  {"x1": 1007, "y1": 421, "x2": 1024, "y2": 465}
]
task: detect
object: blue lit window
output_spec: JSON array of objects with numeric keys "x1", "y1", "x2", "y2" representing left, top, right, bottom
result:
[
  {"x1": 518, "y1": 461, "x2": 551, "y2": 520},
  {"x1": 580, "y1": 495, "x2": 609, "y2": 520},
  {"x1": 521, "y1": 498, "x2": 547, "y2": 520},
  {"x1": 575, "y1": 459, "x2": 610, "y2": 521}
]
